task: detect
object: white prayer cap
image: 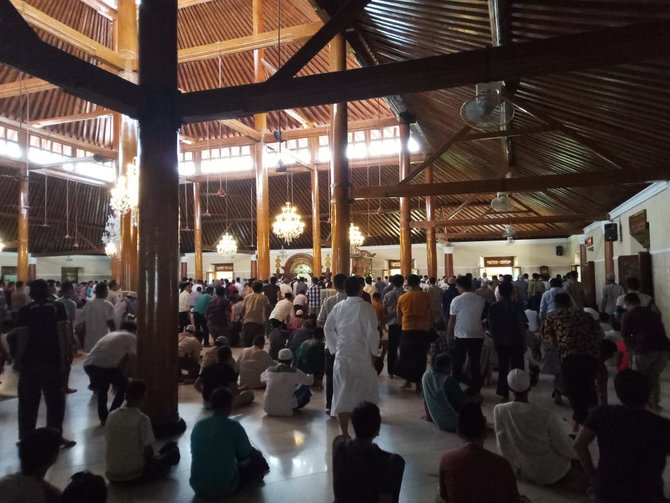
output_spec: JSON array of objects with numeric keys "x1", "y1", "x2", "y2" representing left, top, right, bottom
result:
[{"x1": 507, "y1": 369, "x2": 531, "y2": 393}]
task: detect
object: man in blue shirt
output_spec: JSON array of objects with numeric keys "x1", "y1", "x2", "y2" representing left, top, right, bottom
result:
[
  {"x1": 540, "y1": 277, "x2": 564, "y2": 319},
  {"x1": 190, "y1": 388, "x2": 268, "y2": 499}
]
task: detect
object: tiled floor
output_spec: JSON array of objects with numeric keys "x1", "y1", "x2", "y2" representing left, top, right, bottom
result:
[{"x1": 1, "y1": 352, "x2": 668, "y2": 503}]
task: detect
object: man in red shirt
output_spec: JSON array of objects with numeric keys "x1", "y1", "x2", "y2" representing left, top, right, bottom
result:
[{"x1": 439, "y1": 402, "x2": 520, "y2": 503}]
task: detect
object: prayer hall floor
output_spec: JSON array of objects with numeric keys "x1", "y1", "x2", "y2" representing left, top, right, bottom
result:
[{"x1": 2, "y1": 351, "x2": 670, "y2": 503}]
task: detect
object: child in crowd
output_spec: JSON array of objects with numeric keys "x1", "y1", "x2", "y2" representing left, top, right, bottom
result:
[
  {"x1": 422, "y1": 354, "x2": 466, "y2": 432},
  {"x1": 105, "y1": 380, "x2": 180, "y2": 482},
  {"x1": 268, "y1": 319, "x2": 290, "y2": 360},
  {"x1": 295, "y1": 328, "x2": 326, "y2": 390},
  {"x1": 287, "y1": 309, "x2": 305, "y2": 332}
]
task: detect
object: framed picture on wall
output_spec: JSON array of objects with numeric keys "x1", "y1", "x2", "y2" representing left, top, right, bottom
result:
[{"x1": 61, "y1": 267, "x2": 79, "y2": 283}]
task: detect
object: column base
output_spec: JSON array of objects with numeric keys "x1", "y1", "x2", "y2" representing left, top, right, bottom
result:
[{"x1": 152, "y1": 416, "x2": 187, "y2": 439}]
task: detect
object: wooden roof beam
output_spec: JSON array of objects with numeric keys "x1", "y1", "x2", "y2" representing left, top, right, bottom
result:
[
  {"x1": 178, "y1": 22, "x2": 321, "y2": 64},
  {"x1": 179, "y1": 20, "x2": 670, "y2": 123},
  {"x1": 461, "y1": 126, "x2": 555, "y2": 141},
  {"x1": 261, "y1": 59, "x2": 313, "y2": 127},
  {"x1": 29, "y1": 108, "x2": 112, "y2": 128},
  {"x1": 79, "y1": 0, "x2": 116, "y2": 20},
  {"x1": 9, "y1": 0, "x2": 125, "y2": 69},
  {"x1": 219, "y1": 119, "x2": 261, "y2": 141},
  {"x1": 0, "y1": 77, "x2": 57, "y2": 98},
  {"x1": 412, "y1": 213, "x2": 608, "y2": 229},
  {"x1": 269, "y1": 0, "x2": 370, "y2": 81},
  {"x1": 0, "y1": 0, "x2": 141, "y2": 118},
  {"x1": 352, "y1": 168, "x2": 669, "y2": 199},
  {"x1": 400, "y1": 126, "x2": 470, "y2": 185},
  {"x1": 443, "y1": 228, "x2": 582, "y2": 240}
]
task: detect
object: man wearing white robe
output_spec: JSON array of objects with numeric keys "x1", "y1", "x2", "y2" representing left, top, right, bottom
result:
[{"x1": 325, "y1": 277, "x2": 380, "y2": 436}]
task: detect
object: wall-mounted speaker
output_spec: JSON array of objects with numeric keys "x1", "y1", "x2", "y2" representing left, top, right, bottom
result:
[
  {"x1": 604, "y1": 223, "x2": 618, "y2": 242},
  {"x1": 555, "y1": 246, "x2": 564, "y2": 256}
]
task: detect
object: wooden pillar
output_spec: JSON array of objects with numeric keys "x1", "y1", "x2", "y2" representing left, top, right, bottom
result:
[
  {"x1": 579, "y1": 243, "x2": 588, "y2": 279},
  {"x1": 330, "y1": 33, "x2": 350, "y2": 275},
  {"x1": 425, "y1": 166, "x2": 437, "y2": 278},
  {"x1": 136, "y1": 0, "x2": 184, "y2": 435},
  {"x1": 193, "y1": 181, "x2": 203, "y2": 281},
  {"x1": 180, "y1": 261, "x2": 188, "y2": 280},
  {"x1": 444, "y1": 249, "x2": 454, "y2": 278},
  {"x1": 17, "y1": 172, "x2": 29, "y2": 283},
  {"x1": 604, "y1": 239, "x2": 614, "y2": 277},
  {"x1": 311, "y1": 161, "x2": 322, "y2": 275},
  {"x1": 253, "y1": 0, "x2": 270, "y2": 281},
  {"x1": 399, "y1": 119, "x2": 412, "y2": 277},
  {"x1": 250, "y1": 257, "x2": 258, "y2": 280},
  {"x1": 110, "y1": 114, "x2": 123, "y2": 283},
  {"x1": 28, "y1": 263, "x2": 36, "y2": 282},
  {"x1": 117, "y1": 0, "x2": 139, "y2": 291}
]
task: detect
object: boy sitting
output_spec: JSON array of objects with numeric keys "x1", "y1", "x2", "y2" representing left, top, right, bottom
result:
[{"x1": 422, "y1": 354, "x2": 466, "y2": 432}]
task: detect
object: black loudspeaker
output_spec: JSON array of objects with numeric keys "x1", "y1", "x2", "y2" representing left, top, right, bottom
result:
[
  {"x1": 555, "y1": 246, "x2": 564, "y2": 256},
  {"x1": 604, "y1": 223, "x2": 619, "y2": 242}
]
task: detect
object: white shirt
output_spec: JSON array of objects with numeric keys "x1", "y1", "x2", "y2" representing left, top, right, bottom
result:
[
  {"x1": 179, "y1": 290, "x2": 191, "y2": 312},
  {"x1": 238, "y1": 346, "x2": 275, "y2": 388},
  {"x1": 260, "y1": 364, "x2": 313, "y2": 416},
  {"x1": 269, "y1": 299, "x2": 293, "y2": 324},
  {"x1": 293, "y1": 293, "x2": 308, "y2": 308},
  {"x1": 84, "y1": 330, "x2": 137, "y2": 368},
  {"x1": 616, "y1": 290, "x2": 652, "y2": 308},
  {"x1": 449, "y1": 291, "x2": 486, "y2": 338},
  {"x1": 279, "y1": 283, "x2": 292, "y2": 299},
  {"x1": 105, "y1": 406, "x2": 155, "y2": 481},
  {"x1": 107, "y1": 289, "x2": 119, "y2": 306},
  {"x1": 82, "y1": 298, "x2": 115, "y2": 352},
  {"x1": 493, "y1": 401, "x2": 575, "y2": 485},
  {"x1": 525, "y1": 309, "x2": 540, "y2": 333}
]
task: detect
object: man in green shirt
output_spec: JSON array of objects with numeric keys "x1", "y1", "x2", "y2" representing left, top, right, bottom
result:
[
  {"x1": 190, "y1": 388, "x2": 268, "y2": 499},
  {"x1": 193, "y1": 286, "x2": 213, "y2": 346}
]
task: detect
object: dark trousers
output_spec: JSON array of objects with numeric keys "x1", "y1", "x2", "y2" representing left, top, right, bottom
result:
[
  {"x1": 18, "y1": 364, "x2": 66, "y2": 440},
  {"x1": 294, "y1": 384, "x2": 312, "y2": 409},
  {"x1": 237, "y1": 448, "x2": 270, "y2": 490},
  {"x1": 496, "y1": 345, "x2": 526, "y2": 397},
  {"x1": 178, "y1": 311, "x2": 190, "y2": 332},
  {"x1": 177, "y1": 356, "x2": 200, "y2": 380},
  {"x1": 193, "y1": 312, "x2": 208, "y2": 345},
  {"x1": 561, "y1": 354, "x2": 599, "y2": 425},
  {"x1": 325, "y1": 350, "x2": 335, "y2": 410},
  {"x1": 84, "y1": 365, "x2": 128, "y2": 422},
  {"x1": 387, "y1": 324, "x2": 402, "y2": 377},
  {"x1": 242, "y1": 322, "x2": 264, "y2": 347},
  {"x1": 452, "y1": 337, "x2": 484, "y2": 395}
]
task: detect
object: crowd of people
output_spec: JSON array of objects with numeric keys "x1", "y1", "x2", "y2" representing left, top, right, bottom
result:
[{"x1": 0, "y1": 268, "x2": 669, "y2": 502}]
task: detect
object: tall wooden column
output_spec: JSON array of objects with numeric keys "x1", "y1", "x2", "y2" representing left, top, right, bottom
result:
[
  {"x1": 136, "y1": 0, "x2": 183, "y2": 435},
  {"x1": 444, "y1": 249, "x2": 454, "y2": 278},
  {"x1": 253, "y1": 0, "x2": 270, "y2": 281},
  {"x1": 329, "y1": 34, "x2": 350, "y2": 275},
  {"x1": 425, "y1": 166, "x2": 437, "y2": 278},
  {"x1": 110, "y1": 114, "x2": 123, "y2": 281},
  {"x1": 117, "y1": 0, "x2": 138, "y2": 291},
  {"x1": 399, "y1": 119, "x2": 412, "y2": 277},
  {"x1": 17, "y1": 171, "x2": 29, "y2": 283},
  {"x1": 193, "y1": 181, "x2": 203, "y2": 281},
  {"x1": 311, "y1": 173, "x2": 322, "y2": 277},
  {"x1": 604, "y1": 239, "x2": 614, "y2": 277},
  {"x1": 579, "y1": 243, "x2": 588, "y2": 279}
]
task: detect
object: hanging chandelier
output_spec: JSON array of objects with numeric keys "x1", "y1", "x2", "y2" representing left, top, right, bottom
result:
[
  {"x1": 349, "y1": 223, "x2": 365, "y2": 248},
  {"x1": 102, "y1": 211, "x2": 121, "y2": 257},
  {"x1": 110, "y1": 157, "x2": 139, "y2": 215},
  {"x1": 216, "y1": 232, "x2": 238, "y2": 256},
  {"x1": 273, "y1": 202, "x2": 305, "y2": 244},
  {"x1": 0, "y1": 236, "x2": 4, "y2": 252}
]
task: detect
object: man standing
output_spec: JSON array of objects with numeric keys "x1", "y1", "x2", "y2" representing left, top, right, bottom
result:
[
  {"x1": 178, "y1": 282, "x2": 192, "y2": 332},
  {"x1": 241, "y1": 281, "x2": 270, "y2": 347},
  {"x1": 539, "y1": 277, "x2": 564, "y2": 320},
  {"x1": 83, "y1": 320, "x2": 137, "y2": 424},
  {"x1": 325, "y1": 277, "x2": 380, "y2": 436},
  {"x1": 11, "y1": 281, "x2": 30, "y2": 318},
  {"x1": 56, "y1": 281, "x2": 78, "y2": 394},
  {"x1": 263, "y1": 277, "x2": 280, "y2": 309},
  {"x1": 425, "y1": 277, "x2": 443, "y2": 324},
  {"x1": 600, "y1": 273, "x2": 624, "y2": 324},
  {"x1": 107, "y1": 280, "x2": 120, "y2": 306},
  {"x1": 306, "y1": 277, "x2": 322, "y2": 317},
  {"x1": 621, "y1": 292, "x2": 670, "y2": 411},
  {"x1": 14, "y1": 279, "x2": 73, "y2": 445},
  {"x1": 81, "y1": 282, "x2": 115, "y2": 352},
  {"x1": 193, "y1": 286, "x2": 213, "y2": 346},
  {"x1": 206, "y1": 286, "x2": 230, "y2": 342},
  {"x1": 382, "y1": 274, "x2": 405, "y2": 379},
  {"x1": 564, "y1": 272, "x2": 585, "y2": 311},
  {"x1": 441, "y1": 276, "x2": 459, "y2": 321},
  {"x1": 448, "y1": 275, "x2": 487, "y2": 397},
  {"x1": 318, "y1": 273, "x2": 347, "y2": 413}
]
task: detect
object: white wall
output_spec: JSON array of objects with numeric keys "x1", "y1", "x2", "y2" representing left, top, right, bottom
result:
[
  {"x1": 0, "y1": 252, "x2": 112, "y2": 282},
  {"x1": 584, "y1": 182, "x2": 670, "y2": 320}
]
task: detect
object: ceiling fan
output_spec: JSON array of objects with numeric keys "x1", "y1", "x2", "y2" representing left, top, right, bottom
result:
[{"x1": 460, "y1": 83, "x2": 514, "y2": 131}]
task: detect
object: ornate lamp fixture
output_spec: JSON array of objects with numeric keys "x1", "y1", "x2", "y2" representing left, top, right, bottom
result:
[
  {"x1": 273, "y1": 201, "x2": 305, "y2": 245},
  {"x1": 216, "y1": 232, "x2": 238, "y2": 256},
  {"x1": 102, "y1": 211, "x2": 121, "y2": 257},
  {"x1": 349, "y1": 223, "x2": 365, "y2": 248},
  {"x1": 110, "y1": 157, "x2": 139, "y2": 215}
]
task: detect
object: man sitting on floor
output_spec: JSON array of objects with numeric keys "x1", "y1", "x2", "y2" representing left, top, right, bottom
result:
[
  {"x1": 439, "y1": 402, "x2": 520, "y2": 503},
  {"x1": 575, "y1": 369, "x2": 670, "y2": 503},
  {"x1": 260, "y1": 348, "x2": 313, "y2": 416},
  {"x1": 422, "y1": 353, "x2": 466, "y2": 432},
  {"x1": 105, "y1": 380, "x2": 180, "y2": 483},
  {"x1": 268, "y1": 318, "x2": 290, "y2": 360},
  {"x1": 493, "y1": 369, "x2": 579, "y2": 486},
  {"x1": 177, "y1": 325, "x2": 202, "y2": 382},
  {"x1": 238, "y1": 335, "x2": 274, "y2": 389},
  {"x1": 332, "y1": 401, "x2": 405, "y2": 503},
  {"x1": 190, "y1": 387, "x2": 269, "y2": 500},
  {"x1": 194, "y1": 346, "x2": 254, "y2": 409},
  {"x1": 0, "y1": 427, "x2": 63, "y2": 503}
]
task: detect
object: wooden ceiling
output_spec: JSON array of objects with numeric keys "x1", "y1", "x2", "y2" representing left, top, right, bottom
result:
[{"x1": 0, "y1": 0, "x2": 669, "y2": 254}]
